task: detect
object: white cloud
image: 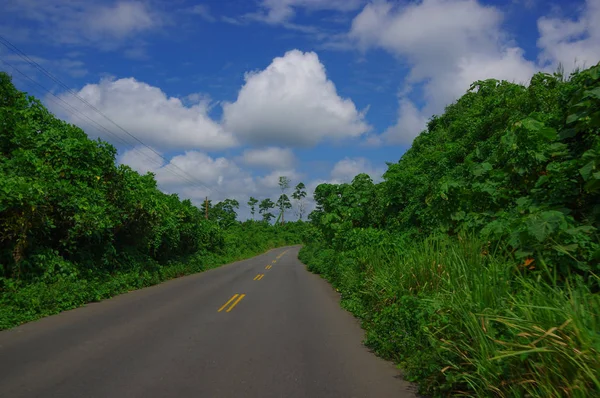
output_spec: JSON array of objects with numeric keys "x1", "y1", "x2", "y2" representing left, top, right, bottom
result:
[
  {"x1": 3, "y1": 0, "x2": 162, "y2": 50},
  {"x1": 537, "y1": 0, "x2": 600, "y2": 74},
  {"x1": 256, "y1": 169, "x2": 304, "y2": 190},
  {"x1": 118, "y1": 147, "x2": 255, "y2": 203},
  {"x1": 190, "y1": 4, "x2": 216, "y2": 22},
  {"x1": 330, "y1": 157, "x2": 384, "y2": 183},
  {"x1": 116, "y1": 147, "x2": 308, "y2": 220},
  {"x1": 241, "y1": 147, "x2": 296, "y2": 169},
  {"x1": 51, "y1": 77, "x2": 237, "y2": 151},
  {"x1": 87, "y1": 2, "x2": 158, "y2": 40},
  {"x1": 381, "y1": 99, "x2": 428, "y2": 145},
  {"x1": 222, "y1": 49, "x2": 370, "y2": 147},
  {"x1": 117, "y1": 146, "x2": 165, "y2": 175},
  {"x1": 251, "y1": 0, "x2": 366, "y2": 24},
  {"x1": 349, "y1": 0, "x2": 538, "y2": 145}
]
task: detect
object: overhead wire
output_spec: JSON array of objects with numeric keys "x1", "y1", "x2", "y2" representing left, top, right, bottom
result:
[
  {"x1": 0, "y1": 57, "x2": 205, "y2": 189},
  {"x1": 0, "y1": 34, "x2": 229, "y2": 199}
]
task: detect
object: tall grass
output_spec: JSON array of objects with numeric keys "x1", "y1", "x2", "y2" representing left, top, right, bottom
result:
[{"x1": 300, "y1": 235, "x2": 600, "y2": 397}]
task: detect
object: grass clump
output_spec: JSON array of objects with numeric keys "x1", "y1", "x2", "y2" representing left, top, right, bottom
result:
[{"x1": 300, "y1": 235, "x2": 600, "y2": 397}]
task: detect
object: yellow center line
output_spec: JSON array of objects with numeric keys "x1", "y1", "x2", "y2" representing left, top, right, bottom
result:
[
  {"x1": 226, "y1": 294, "x2": 245, "y2": 312},
  {"x1": 257, "y1": 274, "x2": 264, "y2": 280},
  {"x1": 218, "y1": 294, "x2": 239, "y2": 312},
  {"x1": 253, "y1": 274, "x2": 260, "y2": 280}
]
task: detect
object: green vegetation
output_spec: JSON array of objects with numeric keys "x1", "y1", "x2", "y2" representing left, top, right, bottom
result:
[
  {"x1": 0, "y1": 72, "x2": 306, "y2": 330},
  {"x1": 300, "y1": 64, "x2": 600, "y2": 397}
]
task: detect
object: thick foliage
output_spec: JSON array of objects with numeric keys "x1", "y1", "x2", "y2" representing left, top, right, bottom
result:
[
  {"x1": 300, "y1": 237, "x2": 599, "y2": 397},
  {"x1": 311, "y1": 65, "x2": 600, "y2": 282},
  {"x1": 304, "y1": 64, "x2": 600, "y2": 396},
  {"x1": 0, "y1": 73, "x2": 305, "y2": 329}
]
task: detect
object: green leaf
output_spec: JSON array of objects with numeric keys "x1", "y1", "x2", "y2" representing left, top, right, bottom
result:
[
  {"x1": 580, "y1": 161, "x2": 596, "y2": 181},
  {"x1": 521, "y1": 118, "x2": 544, "y2": 131},
  {"x1": 526, "y1": 211, "x2": 567, "y2": 242},
  {"x1": 565, "y1": 226, "x2": 596, "y2": 235},
  {"x1": 553, "y1": 244, "x2": 579, "y2": 253},
  {"x1": 472, "y1": 162, "x2": 493, "y2": 177},
  {"x1": 583, "y1": 87, "x2": 600, "y2": 99},
  {"x1": 516, "y1": 197, "x2": 530, "y2": 208},
  {"x1": 538, "y1": 127, "x2": 558, "y2": 141},
  {"x1": 566, "y1": 113, "x2": 583, "y2": 124},
  {"x1": 559, "y1": 128, "x2": 577, "y2": 139}
]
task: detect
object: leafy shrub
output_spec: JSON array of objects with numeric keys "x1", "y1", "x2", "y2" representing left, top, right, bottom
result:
[
  {"x1": 302, "y1": 63, "x2": 600, "y2": 397},
  {"x1": 0, "y1": 72, "x2": 307, "y2": 329}
]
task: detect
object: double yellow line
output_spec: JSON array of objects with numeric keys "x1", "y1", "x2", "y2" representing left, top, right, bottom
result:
[
  {"x1": 276, "y1": 250, "x2": 289, "y2": 260},
  {"x1": 218, "y1": 252, "x2": 287, "y2": 313},
  {"x1": 218, "y1": 294, "x2": 245, "y2": 312}
]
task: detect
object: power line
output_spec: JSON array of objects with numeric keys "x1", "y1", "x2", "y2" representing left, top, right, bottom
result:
[
  {"x1": 0, "y1": 57, "x2": 200, "y2": 188},
  {"x1": 0, "y1": 35, "x2": 227, "y2": 199}
]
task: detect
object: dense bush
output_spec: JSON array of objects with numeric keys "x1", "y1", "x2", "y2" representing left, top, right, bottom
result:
[
  {"x1": 302, "y1": 64, "x2": 600, "y2": 396},
  {"x1": 300, "y1": 236, "x2": 600, "y2": 397},
  {"x1": 0, "y1": 72, "x2": 305, "y2": 329}
]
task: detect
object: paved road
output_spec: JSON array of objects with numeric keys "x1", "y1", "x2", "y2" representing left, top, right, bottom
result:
[{"x1": 0, "y1": 246, "x2": 417, "y2": 398}]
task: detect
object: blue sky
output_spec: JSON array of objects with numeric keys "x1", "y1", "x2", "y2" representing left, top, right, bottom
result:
[{"x1": 1, "y1": 0, "x2": 599, "y2": 218}]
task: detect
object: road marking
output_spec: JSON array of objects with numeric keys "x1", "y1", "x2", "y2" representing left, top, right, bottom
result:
[
  {"x1": 272, "y1": 260, "x2": 276, "y2": 264},
  {"x1": 254, "y1": 273, "x2": 265, "y2": 280},
  {"x1": 265, "y1": 265, "x2": 271, "y2": 270},
  {"x1": 226, "y1": 294, "x2": 245, "y2": 312},
  {"x1": 218, "y1": 294, "x2": 239, "y2": 312},
  {"x1": 276, "y1": 249, "x2": 289, "y2": 260},
  {"x1": 258, "y1": 274, "x2": 264, "y2": 280}
]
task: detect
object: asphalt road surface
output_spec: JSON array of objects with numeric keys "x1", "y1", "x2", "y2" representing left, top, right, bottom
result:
[{"x1": 0, "y1": 246, "x2": 417, "y2": 398}]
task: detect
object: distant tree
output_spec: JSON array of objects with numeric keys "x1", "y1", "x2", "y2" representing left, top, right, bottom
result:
[
  {"x1": 247, "y1": 196, "x2": 259, "y2": 220},
  {"x1": 259, "y1": 198, "x2": 275, "y2": 223},
  {"x1": 277, "y1": 194, "x2": 292, "y2": 224},
  {"x1": 291, "y1": 182, "x2": 307, "y2": 220},
  {"x1": 279, "y1": 176, "x2": 291, "y2": 193},
  {"x1": 278, "y1": 176, "x2": 291, "y2": 224}
]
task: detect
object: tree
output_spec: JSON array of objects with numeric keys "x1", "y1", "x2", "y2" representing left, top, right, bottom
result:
[
  {"x1": 278, "y1": 176, "x2": 291, "y2": 224},
  {"x1": 259, "y1": 198, "x2": 275, "y2": 223},
  {"x1": 213, "y1": 199, "x2": 239, "y2": 227},
  {"x1": 277, "y1": 194, "x2": 292, "y2": 224},
  {"x1": 247, "y1": 196, "x2": 258, "y2": 220},
  {"x1": 291, "y1": 182, "x2": 307, "y2": 220}
]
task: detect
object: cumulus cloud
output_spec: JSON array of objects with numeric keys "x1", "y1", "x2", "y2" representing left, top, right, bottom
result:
[
  {"x1": 117, "y1": 147, "x2": 255, "y2": 202},
  {"x1": 381, "y1": 99, "x2": 428, "y2": 145},
  {"x1": 537, "y1": 0, "x2": 600, "y2": 74},
  {"x1": 330, "y1": 157, "x2": 385, "y2": 183},
  {"x1": 51, "y1": 77, "x2": 237, "y2": 151},
  {"x1": 222, "y1": 50, "x2": 370, "y2": 147},
  {"x1": 116, "y1": 147, "x2": 308, "y2": 220},
  {"x1": 349, "y1": 0, "x2": 538, "y2": 145},
  {"x1": 256, "y1": 169, "x2": 304, "y2": 190},
  {"x1": 250, "y1": 0, "x2": 366, "y2": 24},
  {"x1": 2, "y1": 0, "x2": 162, "y2": 50},
  {"x1": 241, "y1": 147, "x2": 296, "y2": 169},
  {"x1": 117, "y1": 146, "x2": 165, "y2": 175}
]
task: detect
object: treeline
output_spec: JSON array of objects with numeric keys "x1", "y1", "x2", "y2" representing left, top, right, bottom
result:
[
  {"x1": 0, "y1": 72, "x2": 306, "y2": 329},
  {"x1": 300, "y1": 64, "x2": 600, "y2": 397}
]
